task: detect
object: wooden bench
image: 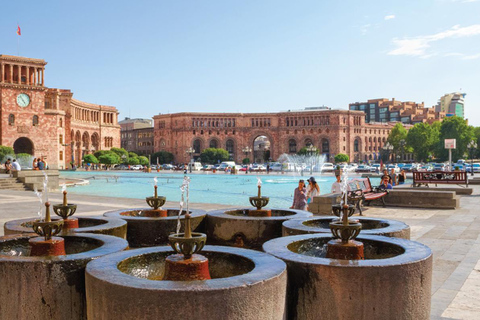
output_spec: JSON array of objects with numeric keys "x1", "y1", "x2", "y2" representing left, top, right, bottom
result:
[
  {"x1": 413, "y1": 171, "x2": 468, "y2": 187},
  {"x1": 347, "y1": 177, "x2": 388, "y2": 215}
]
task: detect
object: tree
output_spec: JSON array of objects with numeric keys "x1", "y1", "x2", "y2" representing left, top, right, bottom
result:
[
  {"x1": 110, "y1": 147, "x2": 128, "y2": 160},
  {"x1": 435, "y1": 116, "x2": 475, "y2": 161},
  {"x1": 127, "y1": 156, "x2": 140, "y2": 165},
  {"x1": 98, "y1": 153, "x2": 120, "y2": 166},
  {"x1": 406, "y1": 122, "x2": 439, "y2": 162},
  {"x1": 334, "y1": 153, "x2": 349, "y2": 163},
  {"x1": 387, "y1": 123, "x2": 408, "y2": 155},
  {"x1": 297, "y1": 147, "x2": 319, "y2": 156},
  {"x1": 94, "y1": 150, "x2": 110, "y2": 159},
  {"x1": 83, "y1": 154, "x2": 99, "y2": 164},
  {"x1": 151, "y1": 151, "x2": 174, "y2": 164},
  {"x1": 0, "y1": 146, "x2": 14, "y2": 162},
  {"x1": 200, "y1": 148, "x2": 229, "y2": 164},
  {"x1": 138, "y1": 156, "x2": 149, "y2": 166},
  {"x1": 242, "y1": 158, "x2": 250, "y2": 164}
]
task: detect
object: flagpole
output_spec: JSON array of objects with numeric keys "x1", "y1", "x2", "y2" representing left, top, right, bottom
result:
[{"x1": 17, "y1": 37, "x2": 19, "y2": 56}]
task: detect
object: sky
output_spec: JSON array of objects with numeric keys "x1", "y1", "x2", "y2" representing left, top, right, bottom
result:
[{"x1": 1, "y1": 0, "x2": 479, "y2": 124}]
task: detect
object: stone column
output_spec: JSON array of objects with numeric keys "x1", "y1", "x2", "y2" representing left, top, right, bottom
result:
[
  {"x1": 17, "y1": 65, "x2": 21, "y2": 84},
  {"x1": 0, "y1": 63, "x2": 3, "y2": 83},
  {"x1": 34, "y1": 68, "x2": 37, "y2": 85},
  {"x1": 26, "y1": 67, "x2": 30, "y2": 85},
  {"x1": 41, "y1": 68, "x2": 44, "y2": 86}
]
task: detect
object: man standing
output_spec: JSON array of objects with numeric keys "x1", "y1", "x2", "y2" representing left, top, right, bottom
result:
[{"x1": 389, "y1": 168, "x2": 397, "y2": 186}]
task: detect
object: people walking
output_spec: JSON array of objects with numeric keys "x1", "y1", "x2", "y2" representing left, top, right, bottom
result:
[
  {"x1": 306, "y1": 177, "x2": 320, "y2": 209},
  {"x1": 290, "y1": 179, "x2": 307, "y2": 210}
]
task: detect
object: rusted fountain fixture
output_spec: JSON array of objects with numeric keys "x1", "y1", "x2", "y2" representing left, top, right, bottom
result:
[
  {"x1": 30, "y1": 202, "x2": 65, "y2": 256},
  {"x1": 145, "y1": 179, "x2": 167, "y2": 217},
  {"x1": 85, "y1": 177, "x2": 287, "y2": 319},
  {"x1": 165, "y1": 213, "x2": 210, "y2": 281},
  {"x1": 52, "y1": 185, "x2": 79, "y2": 229},
  {"x1": 248, "y1": 178, "x2": 271, "y2": 217},
  {"x1": 325, "y1": 203, "x2": 364, "y2": 260},
  {"x1": 206, "y1": 178, "x2": 312, "y2": 250}
]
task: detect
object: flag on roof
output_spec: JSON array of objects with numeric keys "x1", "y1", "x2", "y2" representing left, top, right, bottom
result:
[{"x1": 16, "y1": 25, "x2": 21, "y2": 36}]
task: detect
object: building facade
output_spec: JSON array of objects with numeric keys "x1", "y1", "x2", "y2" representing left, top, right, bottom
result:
[
  {"x1": 349, "y1": 98, "x2": 445, "y2": 124},
  {"x1": 153, "y1": 109, "x2": 404, "y2": 164},
  {"x1": 119, "y1": 118, "x2": 154, "y2": 156},
  {"x1": 0, "y1": 55, "x2": 120, "y2": 169},
  {"x1": 435, "y1": 92, "x2": 466, "y2": 118}
]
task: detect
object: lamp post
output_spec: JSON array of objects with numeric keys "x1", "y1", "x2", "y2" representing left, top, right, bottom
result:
[
  {"x1": 468, "y1": 140, "x2": 477, "y2": 177},
  {"x1": 242, "y1": 146, "x2": 252, "y2": 174},
  {"x1": 384, "y1": 142, "x2": 394, "y2": 164},
  {"x1": 306, "y1": 145, "x2": 317, "y2": 174},
  {"x1": 186, "y1": 147, "x2": 194, "y2": 173}
]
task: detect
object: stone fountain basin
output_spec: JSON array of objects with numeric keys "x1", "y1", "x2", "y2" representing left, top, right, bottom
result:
[
  {"x1": 4, "y1": 216, "x2": 128, "y2": 239},
  {"x1": 282, "y1": 217, "x2": 410, "y2": 239},
  {"x1": 0, "y1": 233, "x2": 128, "y2": 320},
  {"x1": 85, "y1": 245, "x2": 287, "y2": 320},
  {"x1": 263, "y1": 234, "x2": 432, "y2": 320},
  {"x1": 206, "y1": 208, "x2": 312, "y2": 250},
  {"x1": 103, "y1": 208, "x2": 207, "y2": 248}
]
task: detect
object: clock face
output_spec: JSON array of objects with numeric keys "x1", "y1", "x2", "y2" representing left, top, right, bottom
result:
[{"x1": 16, "y1": 93, "x2": 30, "y2": 107}]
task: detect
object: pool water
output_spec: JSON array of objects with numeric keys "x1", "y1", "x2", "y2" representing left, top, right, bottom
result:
[{"x1": 60, "y1": 171, "x2": 389, "y2": 208}]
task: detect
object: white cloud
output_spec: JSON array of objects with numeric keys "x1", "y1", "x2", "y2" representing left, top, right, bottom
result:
[
  {"x1": 384, "y1": 15, "x2": 395, "y2": 20},
  {"x1": 388, "y1": 24, "x2": 480, "y2": 57},
  {"x1": 360, "y1": 24, "x2": 371, "y2": 36},
  {"x1": 445, "y1": 52, "x2": 480, "y2": 59}
]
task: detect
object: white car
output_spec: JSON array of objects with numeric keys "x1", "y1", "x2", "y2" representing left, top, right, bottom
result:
[
  {"x1": 321, "y1": 163, "x2": 335, "y2": 172},
  {"x1": 131, "y1": 165, "x2": 143, "y2": 170}
]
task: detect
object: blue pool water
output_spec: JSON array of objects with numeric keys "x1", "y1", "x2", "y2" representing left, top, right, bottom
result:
[{"x1": 60, "y1": 171, "x2": 388, "y2": 208}]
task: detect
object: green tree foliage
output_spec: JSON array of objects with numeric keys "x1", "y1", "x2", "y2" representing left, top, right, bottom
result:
[
  {"x1": 138, "y1": 156, "x2": 149, "y2": 166},
  {"x1": 435, "y1": 116, "x2": 474, "y2": 161},
  {"x1": 127, "y1": 156, "x2": 140, "y2": 165},
  {"x1": 151, "y1": 151, "x2": 174, "y2": 164},
  {"x1": 110, "y1": 148, "x2": 129, "y2": 161},
  {"x1": 94, "y1": 150, "x2": 110, "y2": 159},
  {"x1": 0, "y1": 146, "x2": 14, "y2": 161},
  {"x1": 200, "y1": 148, "x2": 229, "y2": 164},
  {"x1": 387, "y1": 123, "x2": 408, "y2": 153},
  {"x1": 242, "y1": 158, "x2": 250, "y2": 164},
  {"x1": 98, "y1": 153, "x2": 120, "y2": 165},
  {"x1": 334, "y1": 153, "x2": 349, "y2": 163},
  {"x1": 297, "y1": 147, "x2": 320, "y2": 156},
  {"x1": 406, "y1": 123, "x2": 439, "y2": 162},
  {"x1": 83, "y1": 154, "x2": 99, "y2": 164}
]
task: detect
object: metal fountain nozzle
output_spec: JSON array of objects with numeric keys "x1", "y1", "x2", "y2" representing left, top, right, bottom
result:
[
  {"x1": 53, "y1": 190, "x2": 77, "y2": 220},
  {"x1": 32, "y1": 202, "x2": 64, "y2": 241},
  {"x1": 146, "y1": 185, "x2": 166, "y2": 210},
  {"x1": 249, "y1": 185, "x2": 269, "y2": 210},
  {"x1": 168, "y1": 213, "x2": 206, "y2": 259},
  {"x1": 329, "y1": 202, "x2": 362, "y2": 244}
]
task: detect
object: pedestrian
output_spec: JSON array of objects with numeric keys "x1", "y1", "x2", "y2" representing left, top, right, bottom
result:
[
  {"x1": 32, "y1": 158, "x2": 38, "y2": 170},
  {"x1": 380, "y1": 169, "x2": 391, "y2": 184},
  {"x1": 11, "y1": 159, "x2": 21, "y2": 173},
  {"x1": 331, "y1": 173, "x2": 342, "y2": 193},
  {"x1": 38, "y1": 158, "x2": 45, "y2": 170},
  {"x1": 290, "y1": 179, "x2": 307, "y2": 210},
  {"x1": 266, "y1": 164, "x2": 270, "y2": 174},
  {"x1": 389, "y1": 168, "x2": 397, "y2": 186},
  {"x1": 398, "y1": 169, "x2": 406, "y2": 185},
  {"x1": 379, "y1": 176, "x2": 393, "y2": 190},
  {"x1": 4, "y1": 159, "x2": 12, "y2": 174},
  {"x1": 306, "y1": 177, "x2": 320, "y2": 209}
]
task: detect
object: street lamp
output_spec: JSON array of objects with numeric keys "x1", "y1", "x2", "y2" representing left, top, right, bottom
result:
[
  {"x1": 468, "y1": 140, "x2": 477, "y2": 177},
  {"x1": 383, "y1": 142, "x2": 394, "y2": 164},
  {"x1": 242, "y1": 146, "x2": 252, "y2": 174},
  {"x1": 186, "y1": 147, "x2": 195, "y2": 173},
  {"x1": 306, "y1": 145, "x2": 317, "y2": 173}
]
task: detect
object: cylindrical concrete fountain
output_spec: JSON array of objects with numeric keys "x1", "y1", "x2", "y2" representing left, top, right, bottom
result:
[
  {"x1": 206, "y1": 208, "x2": 311, "y2": 249},
  {"x1": 0, "y1": 233, "x2": 128, "y2": 320},
  {"x1": 104, "y1": 208, "x2": 206, "y2": 247},
  {"x1": 4, "y1": 216, "x2": 128, "y2": 239},
  {"x1": 263, "y1": 233, "x2": 432, "y2": 320},
  {"x1": 282, "y1": 216, "x2": 410, "y2": 239},
  {"x1": 85, "y1": 245, "x2": 287, "y2": 320}
]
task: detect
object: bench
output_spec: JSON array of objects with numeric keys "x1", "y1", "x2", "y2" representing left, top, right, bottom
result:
[
  {"x1": 413, "y1": 171, "x2": 468, "y2": 187},
  {"x1": 347, "y1": 177, "x2": 388, "y2": 215}
]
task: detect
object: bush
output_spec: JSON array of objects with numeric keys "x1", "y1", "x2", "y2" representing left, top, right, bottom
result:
[
  {"x1": 334, "y1": 153, "x2": 349, "y2": 163},
  {"x1": 297, "y1": 147, "x2": 319, "y2": 156},
  {"x1": 200, "y1": 148, "x2": 229, "y2": 164},
  {"x1": 83, "y1": 154, "x2": 99, "y2": 164},
  {"x1": 98, "y1": 153, "x2": 120, "y2": 165},
  {"x1": 242, "y1": 158, "x2": 250, "y2": 164},
  {"x1": 138, "y1": 156, "x2": 149, "y2": 166},
  {"x1": 0, "y1": 146, "x2": 14, "y2": 162}
]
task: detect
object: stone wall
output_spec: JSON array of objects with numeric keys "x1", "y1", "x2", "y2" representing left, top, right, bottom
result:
[{"x1": 13, "y1": 170, "x2": 59, "y2": 191}]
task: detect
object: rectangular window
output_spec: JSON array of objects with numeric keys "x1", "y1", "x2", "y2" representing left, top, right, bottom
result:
[
  {"x1": 59, "y1": 134, "x2": 63, "y2": 144},
  {"x1": 59, "y1": 151, "x2": 63, "y2": 161}
]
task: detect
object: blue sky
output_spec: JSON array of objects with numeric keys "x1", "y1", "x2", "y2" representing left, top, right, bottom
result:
[{"x1": 1, "y1": 0, "x2": 479, "y2": 124}]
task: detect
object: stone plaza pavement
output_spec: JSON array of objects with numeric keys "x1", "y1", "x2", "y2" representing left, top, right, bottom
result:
[{"x1": 0, "y1": 187, "x2": 479, "y2": 320}]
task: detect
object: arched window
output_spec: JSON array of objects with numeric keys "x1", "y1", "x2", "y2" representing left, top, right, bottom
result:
[
  {"x1": 209, "y1": 140, "x2": 218, "y2": 148},
  {"x1": 226, "y1": 139, "x2": 234, "y2": 154},
  {"x1": 193, "y1": 139, "x2": 201, "y2": 153},
  {"x1": 288, "y1": 139, "x2": 297, "y2": 153},
  {"x1": 354, "y1": 139, "x2": 359, "y2": 152},
  {"x1": 305, "y1": 139, "x2": 313, "y2": 147},
  {"x1": 322, "y1": 139, "x2": 329, "y2": 153},
  {"x1": 32, "y1": 115, "x2": 39, "y2": 126},
  {"x1": 8, "y1": 114, "x2": 15, "y2": 125}
]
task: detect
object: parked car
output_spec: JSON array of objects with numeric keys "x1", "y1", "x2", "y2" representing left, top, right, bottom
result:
[
  {"x1": 433, "y1": 163, "x2": 446, "y2": 171},
  {"x1": 370, "y1": 164, "x2": 381, "y2": 172},
  {"x1": 131, "y1": 165, "x2": 143, "y2": 170},
  {"x1": 402, "y1": 164, "x2": 415, "y2": 172},
  {"x1": 114, "y1": 164, "x2": 129, "y2": 170},
  {"x1": 472, "y1": 163, "x2": 480, "y2": 173},
  {"x1": 239, "y1": 165, "x2": 248, "y2": 172},
  {"x1": 162, "y1": 164, "x2": 174, "y2": 170},
  {"x1": 321, "y1": 163, "x2": 335, "y2": 172},
  {"x1": 355, "y1": 165, "x2": 371, "y2": 173},
  {"x1": 218, "y1": 161, "x2": 237, "y2": 171},
  {"x1": 386, "y1": 164, "x2": 400, "y2": 173},
  {"x1": 270, "y1": 162, "x2": 283, "y2": 171}
]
